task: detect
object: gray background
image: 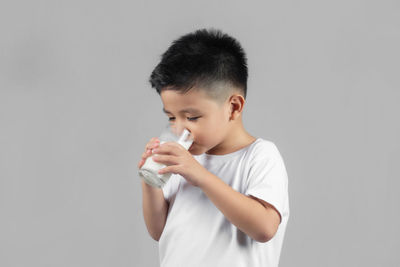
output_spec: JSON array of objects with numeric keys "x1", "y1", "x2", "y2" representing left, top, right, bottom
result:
[{"x1": 0, "y1": 0, "x2": 399, "y2": 266}]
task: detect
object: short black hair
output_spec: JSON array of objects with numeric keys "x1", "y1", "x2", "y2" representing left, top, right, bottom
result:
[{"x1": 149, "y1": 28, "x2": 248, "y2": 105}]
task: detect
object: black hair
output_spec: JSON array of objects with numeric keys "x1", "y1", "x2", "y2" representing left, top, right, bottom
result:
[{"x1": 149, "y1": 28, "x2": 248, "y2": 104}]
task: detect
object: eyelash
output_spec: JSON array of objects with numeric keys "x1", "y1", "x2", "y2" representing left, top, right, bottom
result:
[{"x1": 168, "y1": 117, "x2": 200, "y2": 122}]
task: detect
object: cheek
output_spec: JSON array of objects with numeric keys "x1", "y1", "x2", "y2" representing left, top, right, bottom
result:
[
  {"x1": 195, "y1": 118, "x2": 225, "y2": 144},
  {"x1": 190, "y1": 124, "x2": 210, "y2": 145}
]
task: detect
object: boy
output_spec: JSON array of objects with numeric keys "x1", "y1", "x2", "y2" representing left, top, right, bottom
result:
[{"x1": 138, "y1": 28, "x2": 289, "y2": 267}]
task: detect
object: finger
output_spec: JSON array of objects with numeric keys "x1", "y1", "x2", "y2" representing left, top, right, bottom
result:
[
  {"x1": 145, "y1": 140, "x2": 160, "y2": 151},
  {"x1": 138, "y1": 159, "x2": 144, "y2": 168},
  {"x1": 153, "y1": 143, "x2": 180, "y2": 156},
  {"x1": 150, "y1": 137, "x2": 160, "y2": 143},
  {"x1": 144, "y1": 146, "x2": 157, "y2": 157},
  {"x1": 142, "y1": 148, "x2": 154, "y2": 159},
  {"x1": 158, "y1": 165, "x2": 177, "y2": 175},
  {"x1": 146, "y1": 141, "x2": 160, "y2": 149},
  {"x1": 163, "y1": 141, "x2": 185, "y2": 151},
  {"x1": 152, "y1": 154, "x2": 177, "y2": 166},
  {"x1": 145, "y1": 148, "x2": 155, "y2": 157}
]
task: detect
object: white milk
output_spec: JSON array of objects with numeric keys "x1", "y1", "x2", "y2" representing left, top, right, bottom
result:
[{"x1": 139, "y1": 129, "x2": 193, "y2": 188}]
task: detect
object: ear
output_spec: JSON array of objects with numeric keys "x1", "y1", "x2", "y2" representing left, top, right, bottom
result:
[{"x1": 228, "y1": 94, "x2": 245, "y2": 121}]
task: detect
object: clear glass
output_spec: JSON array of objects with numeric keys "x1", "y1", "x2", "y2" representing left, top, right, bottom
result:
[{"x1": 138, "y1": 123, "x2": 194, "y2": 188}]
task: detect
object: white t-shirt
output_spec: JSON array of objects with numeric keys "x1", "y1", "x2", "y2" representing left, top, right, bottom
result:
[{"x1": 159, "y1": 138, "x2": 290, "y2": 267}]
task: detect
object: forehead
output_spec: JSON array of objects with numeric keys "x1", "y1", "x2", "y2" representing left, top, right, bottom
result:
[{"x1": 160, "y1": 89, "x2": 219, "y2": 113}]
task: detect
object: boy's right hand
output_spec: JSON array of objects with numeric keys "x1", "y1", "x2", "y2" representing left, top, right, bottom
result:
[{"x1": 138, "y1": 137, "x2": 160, "y2": 169}]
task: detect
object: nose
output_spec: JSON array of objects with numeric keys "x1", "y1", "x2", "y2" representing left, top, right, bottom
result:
[{"x1": 170, "y1": 122, "x2": 192, "y2": 139}]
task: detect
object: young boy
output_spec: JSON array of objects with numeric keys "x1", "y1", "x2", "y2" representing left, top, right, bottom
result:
[{"x1": 138, "y1": 28, "x2": 289, "y2": 267}]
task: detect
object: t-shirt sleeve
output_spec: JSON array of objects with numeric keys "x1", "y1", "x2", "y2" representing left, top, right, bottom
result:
[{"x1": 244, "y1": 143, "x2": 289, "y2": 222}]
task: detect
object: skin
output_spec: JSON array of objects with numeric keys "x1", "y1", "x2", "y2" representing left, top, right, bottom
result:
[
  {"x1": 140, "y1": 87, "x2": 281, "y2": 243},
  {"x1": 160, "y1": 87, "x2": 252, "y2": 156}
]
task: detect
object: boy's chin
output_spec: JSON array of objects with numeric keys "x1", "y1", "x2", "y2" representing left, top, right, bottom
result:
[
  {"x1": 188, "y1": 144, "x2": 202, "y2": 155},
  {"x1": 190, "y1": 151, "x2": 203, "y2": 156}
]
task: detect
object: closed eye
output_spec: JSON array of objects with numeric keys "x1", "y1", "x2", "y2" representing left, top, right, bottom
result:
[{"x1": 168, "y1": 117, "x2": 201, "y2": 121}]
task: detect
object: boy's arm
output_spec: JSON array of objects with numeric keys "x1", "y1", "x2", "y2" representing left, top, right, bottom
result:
[
  {"x1": 141, "y1": 180, "x2": 169, "y2": 241},
  {"x1": 198, "y1": 171, "x2": 281, "y2": 243}
]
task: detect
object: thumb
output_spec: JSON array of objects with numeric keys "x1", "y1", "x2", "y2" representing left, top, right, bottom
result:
[{"x1": 138, "y1": 159, "x2": 144, "y2": 169}]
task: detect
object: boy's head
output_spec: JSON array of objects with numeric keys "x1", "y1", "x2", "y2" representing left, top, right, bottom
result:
[
  {"x1": 149, "y1": 28, "x2": 248, "y2": 106},
  {"x1": 149, "y1": 28, "x2": 250, "y2": 155}
]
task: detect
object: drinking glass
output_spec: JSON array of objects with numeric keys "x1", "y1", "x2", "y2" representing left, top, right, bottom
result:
[{"x1": 138, "y1": 123, "x2": 193, "y2": 188}]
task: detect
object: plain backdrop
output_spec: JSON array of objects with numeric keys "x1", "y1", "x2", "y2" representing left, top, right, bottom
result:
[{"x1": 1, "y1": 0, "x2": 399, "y2": 266}]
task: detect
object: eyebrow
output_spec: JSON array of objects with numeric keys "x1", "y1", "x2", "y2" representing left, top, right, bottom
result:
[{"x1": 162, "y1": 107, "x2": 201, "y2": 114}]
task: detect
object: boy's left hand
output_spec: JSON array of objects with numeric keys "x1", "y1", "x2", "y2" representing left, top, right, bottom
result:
[{"x1": 151, "y1": 142, "x2": 207, "y2": 187}]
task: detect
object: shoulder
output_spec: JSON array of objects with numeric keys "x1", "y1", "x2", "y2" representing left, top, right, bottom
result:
[
  {"x1": 244, "y1": 138, "x2": 288, "y2": 174},
  {"x1": 244, "y1": 138, "x2": 289, "y2": 186},
  {"x1": 247, "y1": 138, "x2": 282, "y2": 161}
]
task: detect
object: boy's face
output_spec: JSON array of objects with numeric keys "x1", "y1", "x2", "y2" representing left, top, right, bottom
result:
[{"x1": 160, "y1": 88, "x2": 233, "y2": 155}]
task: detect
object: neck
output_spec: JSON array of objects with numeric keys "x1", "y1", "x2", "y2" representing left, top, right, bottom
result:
[{"x1": 206, "y1": 120, "x2": 256, "y2": 155}]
